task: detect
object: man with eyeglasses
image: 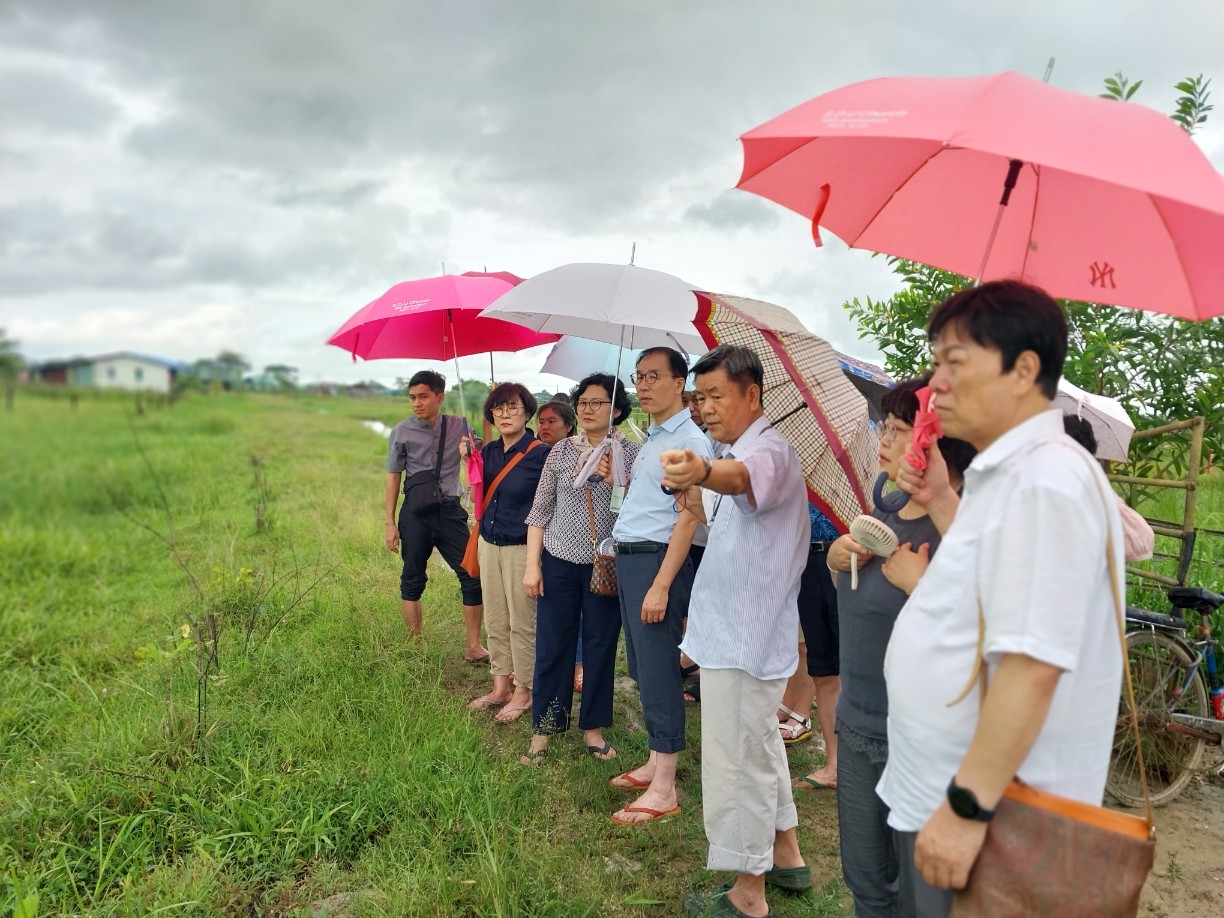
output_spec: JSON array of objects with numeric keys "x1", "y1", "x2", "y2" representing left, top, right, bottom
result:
[
  {"x1": 605, "y1": 347, "x2": 713, "y2": 827},
  {"x1": 385, "y1": 370, "x2": 487, "y2": 664}
]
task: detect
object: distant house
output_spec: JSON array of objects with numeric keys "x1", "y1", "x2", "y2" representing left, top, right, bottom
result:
[{"x1": 32, "y1": 352, "x2": 182, "y2": 393}]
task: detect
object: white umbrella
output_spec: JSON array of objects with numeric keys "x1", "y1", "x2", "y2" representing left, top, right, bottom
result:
[
  {"x1": 540, "y1": 335, "x2": 702, "y2": 386},
  {"x1": 477, "y1": 262, "x2": 707, "y2": 354},
  {"x1": 1055, "y1": 378, "x2": 1135, "y2": 462}
]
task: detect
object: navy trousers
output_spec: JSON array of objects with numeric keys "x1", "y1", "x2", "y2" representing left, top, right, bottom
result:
[
  {"x1": 616, "y1": 549, "x2": 692, "y2": 754},
  {"x1": 531, "y1": 551, "x2": 621, "y2": 734}
]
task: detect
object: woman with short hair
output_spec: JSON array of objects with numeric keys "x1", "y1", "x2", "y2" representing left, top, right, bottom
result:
[
  {"x1": 520, "y1": 373, "x2": 639, "y2": 762},
  {"x1": 536, "y1": 398, "x2": 577, "y2": 446},
  {"x1": 814, "y1": 377, "x2": 976, "y2": 917},
  {"x1": 467, "y1": 382, "x2": 550, "y2": 723}
]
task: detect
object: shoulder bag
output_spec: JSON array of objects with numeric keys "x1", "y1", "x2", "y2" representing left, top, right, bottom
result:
[
  {"x1": 402, "y1": 416, "x2": 449, "y2": 516},
  {"x1": 585, "y1": 488, "x2": 619, "y2": 597},
  {"x1": 460, "y1": 439, "x2": 545, "y2": 578},
  {"x1": 949, "y1": 458, "x2": 1154, "y2": 918}
]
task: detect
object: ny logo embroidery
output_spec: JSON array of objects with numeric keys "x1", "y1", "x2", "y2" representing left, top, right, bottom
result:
[{"x1": 1089, "y1": 261, "x2": 1117, "y2": 289}]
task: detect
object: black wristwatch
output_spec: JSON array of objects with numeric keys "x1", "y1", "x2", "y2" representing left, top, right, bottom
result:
[{"x1": 947, "y1": 778, "x2": 995, "y2": 822}]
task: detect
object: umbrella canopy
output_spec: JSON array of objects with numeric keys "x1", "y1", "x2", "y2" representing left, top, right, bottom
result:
[
  {"x1": 478, "y1": 262, "x2": 707, "y2": 353},
  {"x1": 738, "y1": 71, "x2": 1224, "y2": 320},
  {"x1": 1055, "y1": 378, "x2": 1135, "y2": 462},
  {"x1": 540, "y1": 334, "x2": 701, "y2": 387},
  {"x1": 694, "y1": 293, "x2": 877, "y2": 533},
  {"x1": 326, "y1": 274, "x2": 556, "y2": 361}
]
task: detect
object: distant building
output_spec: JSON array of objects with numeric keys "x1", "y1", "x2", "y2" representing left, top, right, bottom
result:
[{"x1": 31, "y1": 352, "x2": 183, "y2": 393}]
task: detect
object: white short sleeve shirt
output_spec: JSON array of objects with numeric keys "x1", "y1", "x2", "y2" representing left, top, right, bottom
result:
[{"x1": 877, "y1": 410, "x2": 1125, "y2": 832}]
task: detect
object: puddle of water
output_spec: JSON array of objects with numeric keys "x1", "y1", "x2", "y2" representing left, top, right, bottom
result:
[{"x1": 362, "y1": 420, "x2": 392, "y2": 439}]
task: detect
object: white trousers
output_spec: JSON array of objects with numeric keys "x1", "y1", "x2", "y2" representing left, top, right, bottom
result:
[{"x1": 700, "y1": 667, "x2": 799, "y2": 874}]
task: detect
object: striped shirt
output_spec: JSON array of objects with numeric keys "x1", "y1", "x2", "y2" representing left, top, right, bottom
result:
[{"x1": 681, "y1": 415, "x2": 809, "y2": 681}]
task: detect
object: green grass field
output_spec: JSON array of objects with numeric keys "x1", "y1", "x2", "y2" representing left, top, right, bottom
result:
[{"x1": 0, "y1": 390, "x2": 847, "y2": 917}]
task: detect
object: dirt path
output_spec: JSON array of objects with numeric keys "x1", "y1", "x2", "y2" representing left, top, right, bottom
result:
[{"x1": 1138, "y1": 764, "x2": 1224, "y2": 918}]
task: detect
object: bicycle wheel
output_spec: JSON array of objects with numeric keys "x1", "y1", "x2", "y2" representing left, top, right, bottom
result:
[{"x1": 1107, "y1": 629, "x2": 1208, "y2": 807}]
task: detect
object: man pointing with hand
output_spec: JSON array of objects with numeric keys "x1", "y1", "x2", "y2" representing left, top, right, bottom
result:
[{"x1": 661, "y1": 344, "x2": 811, "y2": 918}]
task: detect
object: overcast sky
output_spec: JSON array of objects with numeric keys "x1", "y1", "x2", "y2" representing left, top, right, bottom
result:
[{"x1": 3, "y1": 0, "x2": 1222, "y2": 394}]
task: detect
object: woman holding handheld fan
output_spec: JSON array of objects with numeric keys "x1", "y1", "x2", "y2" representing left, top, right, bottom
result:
[{"x1": 807, "y1": 377, "x2": 976, "y2": 917}]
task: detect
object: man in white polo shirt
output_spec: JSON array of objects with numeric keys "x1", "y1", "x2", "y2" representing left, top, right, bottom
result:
[
  {"x1": 878, "y1": 281, "x2": 1124, "y2": 915},
  {"x1": 660, "y1": 345, "x2": 811, "y2": 918}
]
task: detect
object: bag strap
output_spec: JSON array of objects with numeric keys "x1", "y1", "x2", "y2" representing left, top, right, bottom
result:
[
  {"x1": 478, "y1": 438, "x2": 544, "y2": 515},
  {"x1": 583, "y1": 487, "x2": 600, "y2": 549},
  {"x1": 948, "y1": 448, "x2": 1154, "y2": 833},
  {"x1": 433, "y1": 415, "x2": 449, "y2": 476}
]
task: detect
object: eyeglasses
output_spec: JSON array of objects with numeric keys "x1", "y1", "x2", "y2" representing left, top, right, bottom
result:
[
  {"x1": 575, "y1": 398, "x2": 607, "y2": 411},
  {"x1": 879, "y1": 420, "x2": 912, "y2": 442},
  {"x1": 630, "y1": 370, "x2": 678, "y2": 386},
  {"x1": 492, "y1": 403, "x2": 523, "y2": 416}
]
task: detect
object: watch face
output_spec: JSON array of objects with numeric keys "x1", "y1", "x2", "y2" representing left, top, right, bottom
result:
[{"x1": 948, "y1": 785, "x2": 978, "y2": 818}]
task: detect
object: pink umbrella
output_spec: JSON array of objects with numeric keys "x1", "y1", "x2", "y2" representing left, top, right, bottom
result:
[
  {"x1": 738, "y1": 71, "x2": 1224, "y2": 321},
  {"x1": 326, "y1": 274, "x2": 554, "y2": 361}
]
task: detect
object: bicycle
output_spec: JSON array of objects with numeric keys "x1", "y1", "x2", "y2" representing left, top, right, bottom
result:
[{"x1": 1106, "y1": 585, "x2": 1224, "y2": 807}]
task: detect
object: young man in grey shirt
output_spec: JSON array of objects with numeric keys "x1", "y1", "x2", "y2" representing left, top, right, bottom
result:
[{"x1": 384, "y1": 370, "x2": 486, "y2": 663}]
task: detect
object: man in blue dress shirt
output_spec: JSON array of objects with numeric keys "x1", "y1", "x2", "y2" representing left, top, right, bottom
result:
[{"x1": 606, "y1": 347, "x2": 713, "y2": 826}]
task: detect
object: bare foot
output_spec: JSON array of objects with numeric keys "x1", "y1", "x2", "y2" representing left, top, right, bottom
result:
[
  {"x1": 611, "y1": 784, "x2": 679, "y2": 824},
  {"x1": 495, "y1": 689, "x2": 532, "y2": 723},
  {"x1": 468, "y1": 692, "x2": 511, "y2": 710},
  {"x1": 609, "y1": 763, "x2": 655, "y2": 789},
  {"x1": 583, "y1": 730, "x2": 616, "y2": 760}
]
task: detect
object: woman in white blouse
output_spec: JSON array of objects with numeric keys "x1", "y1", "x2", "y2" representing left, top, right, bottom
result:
[{"x1": 520, "y1": 373, "x2": 641, "y2": 763}]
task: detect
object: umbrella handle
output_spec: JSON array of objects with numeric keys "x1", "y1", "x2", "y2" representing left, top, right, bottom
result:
[{"x1": 873, "y1": 470, "x2": 911, "y2": 512}]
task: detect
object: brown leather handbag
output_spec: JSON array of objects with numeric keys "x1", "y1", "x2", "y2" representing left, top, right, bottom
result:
[
  {"x1": 949, "y1": 465, "x2": 1155, "y2": 918},
  {"x1": 584, "y1": 489, "x2": 618, "y2": 597},
  {"x1": 460, "y1": 440, "x2": 544, "y2": 578}
]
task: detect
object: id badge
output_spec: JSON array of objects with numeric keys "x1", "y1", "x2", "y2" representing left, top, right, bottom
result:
[{"x1": 609, "y1": 484, "x2": 625, "y2": 514}]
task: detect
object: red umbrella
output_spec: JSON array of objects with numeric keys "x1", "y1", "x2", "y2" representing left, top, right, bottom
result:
[
  {"x1": 326, "y1": 273, "x2": 554, "y2": 361},
  {"x1": 738, "y1": 71, "x2": 1224, "y2": 320}
]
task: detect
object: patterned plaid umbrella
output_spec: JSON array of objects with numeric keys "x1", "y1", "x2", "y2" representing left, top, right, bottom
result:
[{"x1": 695, "y1": 293, "x2": 878, "y2": 534}]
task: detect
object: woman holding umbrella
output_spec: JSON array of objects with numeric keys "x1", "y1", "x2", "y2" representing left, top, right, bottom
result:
[
  {"x1": 467, "y1": 383, "x2": 550, "y2": 722},
  {"x1": 520, "y1": 373, "x2": 639, "y2": 762}
]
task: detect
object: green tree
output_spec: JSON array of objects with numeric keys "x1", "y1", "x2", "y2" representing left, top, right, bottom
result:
[
  {"x1": 0, "y1": 328, "x2": 25, "y2": 381},
  {"x1": 216, "y1": 350, "x2": 251, "y2": 375},
  {"x1": 442, "y1": 378, "x2": 492, "y2": 428},
  {"x1": 264, "y1": 364, "x2": 298, "y2": 390},
  {"x1": 843, "y1": 75, "x2": 1223, "y2": 470}
]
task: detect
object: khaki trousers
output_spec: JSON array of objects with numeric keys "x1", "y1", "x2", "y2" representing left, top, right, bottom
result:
[
  {"x1": 478, "y1": 539, "x2": 536, "y2": 689},
  {"x1": 700, "y1": 667, "x2": 798, "y2": 875}
]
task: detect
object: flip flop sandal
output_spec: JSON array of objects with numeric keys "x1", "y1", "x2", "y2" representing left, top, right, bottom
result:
[
  {"x1": 518, "y1": 748, "x2": 548, "y2": 767},
  {"x1": 463, "y1": 654, "x2": 491, "y2": 666},
  {"x1": 467, "y1": 695, "x2": 509, "y2": 710},
  {"x1": 494, "y1": 705, "x2": 530, "y2": 724},
  {"x1": 609, "y1": 804, "x2": 680, "y2": 826},
  {"x1": 585, "y1": 740, "x2": 616, "y2": 760},
  {"x1": 680, "y1": 661, "x2": 700, "y2": 678},
  {"x1": 608, "y1": 771, "x2": 651, "y2": 790},
  {"x1": 793, "y1": 775, "x2": 835, "y2": 791}
]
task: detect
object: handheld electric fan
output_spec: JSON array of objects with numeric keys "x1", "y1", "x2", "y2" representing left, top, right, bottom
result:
[
  {"x1": 847, "y1": 514, "x2": 899, "y2": 590},
  {"x1": 873, "y1": 387, "x2": 942, "y2": 513}
]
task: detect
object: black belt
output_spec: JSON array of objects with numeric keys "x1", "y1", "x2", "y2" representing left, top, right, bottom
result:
[
  {"x1": 809, "y1": 541, "x2": 833, "y2": 553},
  {"x1": 613, "y1": 540, "x2": 669, "y2": 555}
]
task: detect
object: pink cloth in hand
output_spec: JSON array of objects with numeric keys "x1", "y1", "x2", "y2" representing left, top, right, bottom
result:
[{"x1": 905, "y1": 386, "x2": 943, "y2": 471}]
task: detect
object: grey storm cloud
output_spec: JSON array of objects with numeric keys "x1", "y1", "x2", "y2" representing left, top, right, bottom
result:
[
  {"x1": 685, "y1": 192, "x2": 781, "y2": 232},
  {"x1": 0, "y1": 66, "x2": 119, "y2": 134},
  {"x1": 2, "y1": 0, "x2": 1222, "y2": 384}
]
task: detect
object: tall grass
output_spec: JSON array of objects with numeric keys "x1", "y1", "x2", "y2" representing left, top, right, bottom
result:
[{"x1": 1, "y1": 391, "x2": 846, "y2": 917}]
